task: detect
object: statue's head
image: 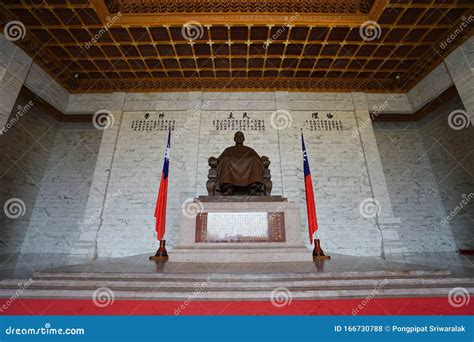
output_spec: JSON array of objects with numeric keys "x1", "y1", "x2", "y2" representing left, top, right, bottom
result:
[{"x1": 234, "y1": 131, "x2": 245, "y2": 144}]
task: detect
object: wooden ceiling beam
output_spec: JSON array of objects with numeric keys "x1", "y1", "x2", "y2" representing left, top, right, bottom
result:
[{"x1": 1, "y1": 0, "x2": 471, "y2": 93}]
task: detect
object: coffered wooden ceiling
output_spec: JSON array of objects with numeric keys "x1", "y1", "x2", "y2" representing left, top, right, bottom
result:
[{"x1": 0, "y1": 0, "x2": 473, "y2": 93}]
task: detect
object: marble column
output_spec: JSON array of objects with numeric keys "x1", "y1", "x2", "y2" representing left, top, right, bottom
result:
[
  {"x1": 351, "y1": 92, "x2": 404, "y2": 256},
  {"x1": 70, "y1": 93, "x2": 126, "y2": 260},
  {"x1": 445, "y1": 37, "x2": 474, "y2": 116}
]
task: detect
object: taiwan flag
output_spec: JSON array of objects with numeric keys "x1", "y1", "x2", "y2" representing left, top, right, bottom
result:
[
  {"x1": 154, "y1": 129, "x2": 171, "y2": 241},
  {"x1": 301, "y1": 131, "x2": 319, "y2": 244}
]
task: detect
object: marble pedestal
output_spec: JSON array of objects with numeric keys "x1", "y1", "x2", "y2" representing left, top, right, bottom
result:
[{"x1": 171, "y1": 196, "x2": 312, "y2": 262}]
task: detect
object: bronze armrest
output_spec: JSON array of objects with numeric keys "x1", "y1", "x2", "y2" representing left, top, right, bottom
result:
[{"x1": 208, "y1": 156, "x2": 218, "y2": 168}]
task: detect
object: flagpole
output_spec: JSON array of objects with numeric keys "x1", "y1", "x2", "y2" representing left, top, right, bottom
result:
[
  {"x1": 301, "y1": 128, "x2": 330, "y2": 261},
  {"x1": 150, "y1": 129, "x2": 171, "y2": 261}
]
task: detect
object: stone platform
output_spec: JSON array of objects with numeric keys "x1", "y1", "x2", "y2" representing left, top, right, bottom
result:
[
  {"x1": 0, "y1": 253, "x2": 473, "y2": 301},
  {"x1": 171, "y1": 196, "x2": 312, "y2": 262}
]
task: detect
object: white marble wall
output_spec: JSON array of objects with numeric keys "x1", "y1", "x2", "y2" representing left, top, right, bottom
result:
[
  {"x1": 24, "y1": 63, "x2": 70, "y2": 112},
  {"x1": 445, "y1": 37, "x2": 474, "y2": 116},
  {"x1": 418, "y1": 94, "x2": 474, "y2": 250},
  {"x1": 374, "y1": 122, "x2": 457, "y2": 253},
  {"x1": 19, "y1": 124, "x2": 102, "y2": 254},
  {"x1": 0, "y1": 33, "x2": 32, "y2": 130},
  {"x1": 407, "y1": 63, "x2": 454, "y2": 111},
  {"x1": 63, "y1": 90, "x2": 403, "y2": 258},
  {"x1": 54, "y1": 83, "x2": 473, "y2": 259},
  {"x1": 0, "y1": 92, "x2": 101, "y2": 257},
  {"x1": 285, "y1": 92, "x2": 387, "y2": 255},
  {"x1": 0, "y1": 94, "x2": 56, "y2": 253}
]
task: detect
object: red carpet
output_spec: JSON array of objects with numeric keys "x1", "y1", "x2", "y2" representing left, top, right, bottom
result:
[{"x1": 1, "y1": 297, "x2": 472, "y2": 315}]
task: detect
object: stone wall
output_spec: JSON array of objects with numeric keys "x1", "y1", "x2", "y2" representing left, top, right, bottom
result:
[
  {"x1": 0, "y1": 92, "x2": 102, "y2": 256},
  {"x1": 418, "y1": 95, "x2": 474, "y2": 250},
  {"x1": 0, "y1": 93, "x2": 56, "y2": 254},
  {"x1": 373, "y1": 122, "x2": 456, "y2": 253},
  {"x1": 2, "y1": 89, "x2": 471, "y2": 259},
  {"x1": 0, "y1": 33, "x2": 32, "y2": 130},
  {"x1": 374, "y1": 93, "x2": 473, "y2": 253},
  {"x1": 20, "y1": 123, "x2": 102, "y2": 254},
  {"x1": 65, "y1": 91, "x2": 396, "y2": 258}
]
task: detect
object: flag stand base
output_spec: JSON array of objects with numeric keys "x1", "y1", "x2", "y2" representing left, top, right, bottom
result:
[
  {"x1": 313, "y1": 239, "x2": 330, "y2": 260},
  {"x1": 149, "y1": 240, "x2": 169, "y2": 261}
]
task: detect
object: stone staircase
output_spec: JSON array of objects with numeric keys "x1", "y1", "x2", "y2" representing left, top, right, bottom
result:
[{"x1": 1, "y1": 268, "x2": 473, "y2": 300}]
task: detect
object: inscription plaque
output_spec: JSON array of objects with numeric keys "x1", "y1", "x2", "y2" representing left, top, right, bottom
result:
[{"x1": 195, "y1": 212, "x2": 285, "y2": 243}]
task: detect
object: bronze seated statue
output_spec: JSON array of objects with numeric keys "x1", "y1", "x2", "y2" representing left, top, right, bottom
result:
[{"x1": 207, "y1": 131, "x2": 272, "y2": 196}]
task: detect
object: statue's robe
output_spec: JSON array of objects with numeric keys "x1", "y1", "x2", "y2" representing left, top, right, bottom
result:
[{"x1": 217, "y1": 145, "x2": 264, "y2": 187}]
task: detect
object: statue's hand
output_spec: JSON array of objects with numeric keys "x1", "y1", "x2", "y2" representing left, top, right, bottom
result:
[{"x1": 209, "y1": 157, "x2": 218, "y2": 167}]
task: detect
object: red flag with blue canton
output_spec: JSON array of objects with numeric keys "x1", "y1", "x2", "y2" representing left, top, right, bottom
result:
[
  {"x1": 301, "y1": 131, "x2": 319, "y2": 244},
  {"x1": 154, "y1": 129, "x2": 171, "y2": 240}
]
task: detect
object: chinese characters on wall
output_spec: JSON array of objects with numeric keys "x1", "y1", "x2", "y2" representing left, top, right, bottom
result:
[
  {"x1": 305, "y1": 112, "x2": 343, "y2": 131},
  {"x1": 130, "y1": 111, "x2": 343, "y2": 133},
  {"x1": 212, "y1": 112, "x2": 265, "y2": 131},
  {"x1": 131, "y1": 112, "x2": 175, "y2": 131}
]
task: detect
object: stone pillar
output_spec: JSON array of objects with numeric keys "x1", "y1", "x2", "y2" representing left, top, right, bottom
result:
[
  {"x1": 70, "y1": 93, "x2": 125, "y2": 260},
  {"x1": 186, "y1": 91, "x2": 203, "y2": 197},
  {"x1": 445, "y1": 37, "x2": 474, "y2": 116},
  {"x1": 274, "y1": 91, "x2": 296, "y2": 199},
  {"x1": 0, "y1": 33, "x2": 32, "y2": 130},
  {"x1": 351, "y1": 92, "x2": 404, "y2": 256},
  {"x1": 274, "y1": 91, "x2": 309, "y2": 246}
]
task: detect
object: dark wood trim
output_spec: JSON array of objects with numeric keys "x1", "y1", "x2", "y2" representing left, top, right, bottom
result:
[
  {"x1": 20, "y1": 86, "x2": 93, "y2": 123},
  {"x1": 371, "y1": 85, "x2": 459, "y2": 122}
]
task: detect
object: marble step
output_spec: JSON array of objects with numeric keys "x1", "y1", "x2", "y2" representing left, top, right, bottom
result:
[
  {"x1": 1, "y1": 277, "x2": 472, "y2": 291},
  {"x1": 32, "y1": 269, "x2": 452, "y2": 282},
  {"x1": 0, "y1": 286, "x2": 472, "y2": 300},
  {"x1": 1, "y1": 267, "x2": 469, "y2": 300}
]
